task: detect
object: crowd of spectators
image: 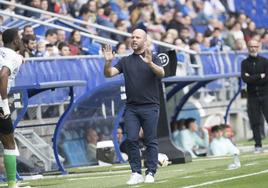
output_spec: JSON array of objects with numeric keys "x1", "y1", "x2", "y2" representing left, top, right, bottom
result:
[{"x1": 1, "y1": 0, "x2": 268, "y2": 58}]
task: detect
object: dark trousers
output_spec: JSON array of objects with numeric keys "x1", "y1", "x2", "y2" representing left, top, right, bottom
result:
[
  {"x1": 124, "y1": 104, "x2": 159, "y2": 175},
  {"x1": 247, "y1": 95, "x2": 268, "y2": 147}
]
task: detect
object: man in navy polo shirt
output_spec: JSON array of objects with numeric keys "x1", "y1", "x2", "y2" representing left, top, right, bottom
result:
[{"x1": 103, "y1": 28, "x2": 165, "y2": 185}]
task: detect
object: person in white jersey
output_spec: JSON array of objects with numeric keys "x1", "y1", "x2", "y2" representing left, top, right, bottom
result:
[{"x1": 0, "y1": 28, "x2": 30, "y2": 188}]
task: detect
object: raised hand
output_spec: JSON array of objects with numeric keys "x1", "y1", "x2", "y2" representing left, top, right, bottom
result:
[
  {"x1": 102, "y1": 44, "x2": 115, "y2": 62},
  {"x1": 139, "y1": 48, "x2": 152, "y2": 65}
]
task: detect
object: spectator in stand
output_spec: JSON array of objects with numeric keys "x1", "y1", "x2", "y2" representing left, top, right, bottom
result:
[
  {"x1": 40, "y1": 0, "x2": 52, "y2": 19},
  {"x1": 200, "y1": 36, "x2": 211, "y2": 51},
  {"x1": 210, "y1": 28, "x2": 224, "y2": 49},
  {"x1": 58, "y1": 42, "x2": 71, "y2": 56},
  {"x1": 59, "y1": 0, "x2": 76, "y2": 17},
  {"x1": 78, "y1": 4, "x2": 97, "y2": 34},
  {"x1": 189, "y1": 39, "x2": 201, "y2": 74},
  {"x1": 21, "y1": 34, "x2": 37, "y2": 57},
  {"x1": 43, "y1": 29, "x2": 59, "y2": 54},
  {"x1": 24, "y1": 0, "x2": 41, "y2": 18},
  {"x1": 166, "y1": 12, "x2": 184, "y2": 32},
  {"x1": 113, "y1": 19, "x2": 129, "y2": 42},
  {"x1": 203, "y1": 0, "x2": 225, "y2": 20},
  {"x1": 243, "y1": 21, "x2": 256, "y2": 43},
  {"x1": 96, "y1": 4, "x2": 115, "y2": 39},
  {"x1": 1, "y1": 0, "x2": 16, "y2": 22},
  {"x1": 179, "y1": 27, "x2": 191, "y2": 45},
  {"x1": 225, "y1": 22, "x2": 245, "y2": 50},
  {"x1": 35, "y1": 41, "x2": 46, "y2": 57},
  {"x1": 115, "y1": 42, "x2": 127, "y2": 55},
  {"x1": 56, "y1": 29, "x2": 66, "y2": 45},
  {"x1": 22, "y1": 25, "x2": 34, "y2": 37},
  {"x1": 87, "y1": 0, "x2": 98, "y2": 14},
  {"x1": 44, "y1": 29, "x2": 58, "y2": 45},
  {"x1": 44, "y1": 43, "x2": 58, "y2": 57},
  {"x1": 234, "y1": 38, "x2": 247, "y2": 51},
  {"x1": 68, "y1": 30, "x2": 83, "y2": 55},
  {"x1": 237, "y1": 13, "x2": 248, "y2": 31},
  {"x1": 195, "y1": 32, "x2": 204, "y2": 45}
]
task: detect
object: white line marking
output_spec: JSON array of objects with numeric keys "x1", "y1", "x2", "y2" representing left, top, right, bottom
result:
[
  {"x1": 205, "y1": 171, "x2": 217, "y2": 174},
  {"x1": 193, "y1": 156, "x2": 230, "y2": 161},
  {"x1": 244, "y1": 162, "x2": 258, "y2": 166},
  {"x1": 172, "y1": 169, "x2": 184, "y2": 172},
  {"x1": 67, "y1": 174, "x2": 126, "y2": 181},
  {"x1": 132, "y1": 185, "x2": 143, "y2": 188},
  {"x1": 156, "y1": 180, "x2": 168, "y2": 184},
  {"x1": 113, "y1": 165, "x2": 130, "y2": 169},
  {"x1": 181, "y1": 176, "x2": 194, "y2": 179},
  {"x1": 182, "y1": 169, "x2": 268, "y2": 188}
]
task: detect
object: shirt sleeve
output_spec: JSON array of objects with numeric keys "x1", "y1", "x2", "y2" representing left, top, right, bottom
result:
[
  {"x1": 114, "y1": 57, "x2": 125, "y2": 73},
  {"x1": 210, "y1": 140, "x2": 223, "y2": 156},
  {"x1": 2, "y1": 57, "x2": 21, "y2": 73},
  {"x1": 193, "y1": 130, "x2": 209, "y2": 148},
  {"x1": 225, "y1": 138, "x2": 240, "y2": 155}
]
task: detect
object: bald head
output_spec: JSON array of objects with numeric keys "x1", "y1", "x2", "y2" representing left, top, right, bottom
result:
[
  {"x1": 247, "y1": 39, "x2": 260, "y2": 57},
  {"x1": 131, "y1": 29, "x2": 147, "y2": 53},
  {"x1": 132, "y1": 29, "x2": 147, "y2": 40}
]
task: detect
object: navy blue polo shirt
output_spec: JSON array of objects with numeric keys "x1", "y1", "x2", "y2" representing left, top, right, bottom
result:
[{"x1": 114, "y1": 53, "x2": 162, "y2": 105}]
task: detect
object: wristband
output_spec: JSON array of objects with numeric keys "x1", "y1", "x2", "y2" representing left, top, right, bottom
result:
[{"x1": 2, "y1": 99, "x2": 10, "y2": 115}]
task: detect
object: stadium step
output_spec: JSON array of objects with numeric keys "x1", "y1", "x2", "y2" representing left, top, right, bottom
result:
[{"x1": 15, "y1": 130, "x2": 64, "y2": 171}]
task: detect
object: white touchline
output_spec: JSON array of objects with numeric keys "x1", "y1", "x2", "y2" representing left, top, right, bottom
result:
[
  {"x1": 68, "y1": 174, "x2": 125, "y2": 181},
  {"x1": 182, "y1": 169, "x2": 268, "y2": 188}
]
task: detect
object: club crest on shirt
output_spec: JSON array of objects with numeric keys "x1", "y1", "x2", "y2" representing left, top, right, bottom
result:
[{"x1": 158, "y1": 53, "x2": 169, "y2": 67}]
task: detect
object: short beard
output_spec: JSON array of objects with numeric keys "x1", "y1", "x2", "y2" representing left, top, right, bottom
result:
[{"x1": 249, "y1": 52, "x2": 258, "y2": 57}]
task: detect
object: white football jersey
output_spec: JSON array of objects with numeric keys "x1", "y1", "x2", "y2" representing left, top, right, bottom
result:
[{"x1": 0, "y1": 47, "x2": 23, "y2": 98}]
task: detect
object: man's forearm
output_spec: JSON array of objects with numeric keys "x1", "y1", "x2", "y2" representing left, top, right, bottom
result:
[
  {"x1": 148, "y1": 62, "x2": 165, "y2": 78},
  {"x1": 104, "y1": 60, "x2": 113, "y2": 77},
  {"x1": 0, "y1": 76, "x2": 8, "y2": 100}
]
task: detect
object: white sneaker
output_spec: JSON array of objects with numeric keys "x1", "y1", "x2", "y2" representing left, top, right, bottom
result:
[
  {"x1": 126, "y1": 172, "x2": 144, "y2": 185},
  {"x1": 254, "y1": 147, "x2": 262, "y2": 154},
  {"x1": 144, "y1": 173, "x2": 155, "y2": 183},
  {"x1": 228, "y1": 162, "x2": 241, "y2": 170}
]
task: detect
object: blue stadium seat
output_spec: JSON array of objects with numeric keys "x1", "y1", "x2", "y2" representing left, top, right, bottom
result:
[
  {"x1": 63, "y1": 139, "x2": 89, "y2": 167},
  {"x1": 34, "y1": 25, "x2": 47, "y2": 37},
  {"x1": 193, "y1": 25, "x2": 207, "y2": 34}
]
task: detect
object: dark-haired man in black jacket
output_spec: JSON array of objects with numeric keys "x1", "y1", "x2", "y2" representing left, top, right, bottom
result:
[{"x1": 241, "y1": 39, "x2": 268, "y2": 153}]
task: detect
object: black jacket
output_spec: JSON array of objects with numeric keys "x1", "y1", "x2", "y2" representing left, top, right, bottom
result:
[{"x1": 241, "y1": 55, "x2": 268, "y2": 97}]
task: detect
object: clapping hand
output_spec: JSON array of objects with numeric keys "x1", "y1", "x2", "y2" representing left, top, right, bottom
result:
[
  {"x1": 102, "y1": 44, "x2": 115, "y2": 62},
  {"x1": 139, "y1": 48, "x2": 152, "y2": 65}
]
